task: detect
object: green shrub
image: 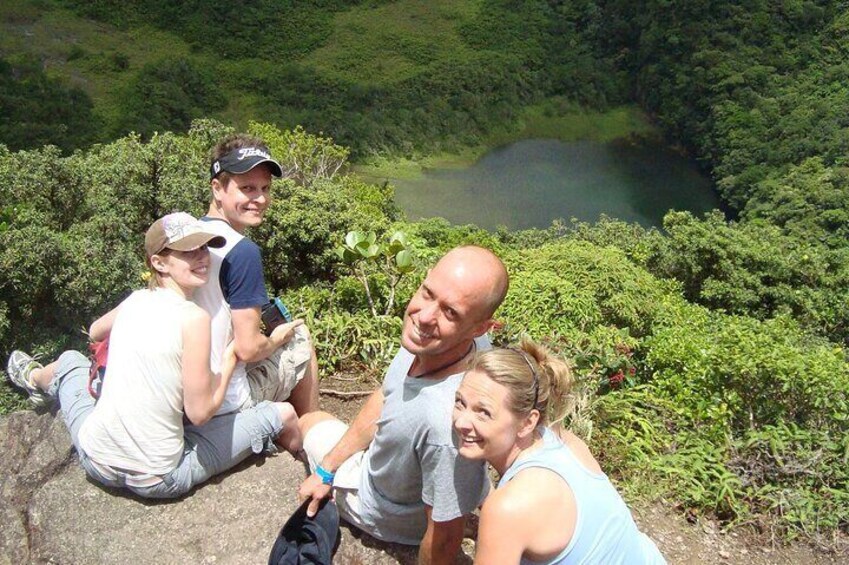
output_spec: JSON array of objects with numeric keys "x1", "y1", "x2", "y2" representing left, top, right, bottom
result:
[
  {"x1": 284, "y1": 282, "x2": 402, "y2": 375},
  {"x1": 254, "y1": 174, "x2": 398, "y2": 291},
  {"x1": 0, "y1": 56, "x2": 101, "y2": 153},
  {"x1": 399, "y1": 218, "x2": 505, "y2": 259},
  {"x1": 745, "y1": 157, "x2": 849, "y2": 247},
  {"x1": 113, "y1": 57, "x2": 227, "y2": 138},
  {"x1": 736, "y1": 422, "x2": 849, "y2": 536},
  {"x1": 649, "y1": 210, "x2": 849, "y2": 344},
  {"x1": 591, "y1": 292, "x2": 849, "y2": 535},
  {"x1": 645, "y1": 311, "x2": 848, "y2": 434},
  {"x1": 500, "y1": 241, "x2": 676, "y2": 339},
  {"x1": 250, "y1": 123, "x2": 351, "y2": 187}
]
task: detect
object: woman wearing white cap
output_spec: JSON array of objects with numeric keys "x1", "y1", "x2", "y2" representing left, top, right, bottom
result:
[{"x1": 6, "y1": 212, "x2": 302, "y2": 498}]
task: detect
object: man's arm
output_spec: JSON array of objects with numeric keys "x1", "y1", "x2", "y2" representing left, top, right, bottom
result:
[
  {"x1": 419, "y1": 506, "x2": 466, "y2": 565},
  {"x1": 221, "y1": 238, "x2": 293, "y2": 363},
  {"x1": 298, "y1": 387, "x2": 385, "y2": 516},
  {"x1": 231, "y1": 307, "x2": 301, "y2": 363},
  {"x1": 321, "y1": 387, "x2": 384, "y2": 469}
]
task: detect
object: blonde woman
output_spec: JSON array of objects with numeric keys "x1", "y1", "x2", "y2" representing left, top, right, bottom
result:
[
  {"x1": 6, "y1": 212, "x2": 301, "y2": 498},
  {"x1": 452, "y1": 339, "x2": 665, "y2": 564}
]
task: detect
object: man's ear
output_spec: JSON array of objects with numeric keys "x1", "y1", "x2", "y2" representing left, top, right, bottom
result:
[
  {"x1": 211, "y1": 178, "x2": 225, "y2": 202},
  {"x1": 472, "y1": 318, "x2": 494, "y2": 338}
]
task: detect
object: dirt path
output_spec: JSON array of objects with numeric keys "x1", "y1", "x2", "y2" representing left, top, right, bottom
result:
[
  {"x1": 635, "y1": 502, "x2": 843, "y2": 564},
  {"x1": 317, "y1": 375, "x2": 846, "y2": 564}
]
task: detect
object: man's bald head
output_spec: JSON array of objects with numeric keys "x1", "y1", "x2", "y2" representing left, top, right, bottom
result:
[{"x1": 431, "y1": 246, "x2": 509, "y2": 321}]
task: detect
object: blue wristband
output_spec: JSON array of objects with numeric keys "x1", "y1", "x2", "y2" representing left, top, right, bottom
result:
[{"x1": 316, "y1": 464, "x2": 335, "y2": 486}]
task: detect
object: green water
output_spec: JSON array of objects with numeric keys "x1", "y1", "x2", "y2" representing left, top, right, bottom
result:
[{"x1": 391, "y1": 138, "x2": 721, "y2": 230}]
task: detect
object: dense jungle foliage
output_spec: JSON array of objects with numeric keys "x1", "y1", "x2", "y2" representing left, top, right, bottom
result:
[
  {"x1": 0, "y1": 0, "x2": 847, "y2": 550},
  {"x1": 0, "y1": 0, "x2": 627, "y2": 155}
]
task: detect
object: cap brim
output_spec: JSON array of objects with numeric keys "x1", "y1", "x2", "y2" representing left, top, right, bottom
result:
[
  {"x1": 225, "y1": 156, "x2": 284, "y2": 178},
  {"x1": 166, "y1": 233, "x2": 226, "y2": 252}
]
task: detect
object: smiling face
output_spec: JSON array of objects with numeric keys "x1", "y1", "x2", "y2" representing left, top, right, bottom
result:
[
  {"x1": 453, "y1": 369, "x2": 529, "y2": 470},
  {"x1": 210, "y1": 165, "x2": 274, "y2": 232},
  {"x1": 401, "y1": 249, "x2": 496, "y2": 371},
  {"x1": 151, "y1": 246, "x2": 211, "y2": 294}
]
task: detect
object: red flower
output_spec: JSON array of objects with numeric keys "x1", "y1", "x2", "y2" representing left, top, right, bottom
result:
[{"x1": 608, "y1": 370, "x2": 625, "y2": 388}]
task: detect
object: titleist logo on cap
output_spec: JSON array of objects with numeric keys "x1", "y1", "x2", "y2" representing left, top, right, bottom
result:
[
  {"x1": 210, "y1": 145, "x2": 283, "y2": 180},
  {"x1": 237, "y1": 147, "x2": 271, "y2": 160}
]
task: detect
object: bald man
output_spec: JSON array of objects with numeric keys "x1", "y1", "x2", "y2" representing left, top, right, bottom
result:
[{"x1": 298, "y1": 246, "x2": 509, "y2": 563}]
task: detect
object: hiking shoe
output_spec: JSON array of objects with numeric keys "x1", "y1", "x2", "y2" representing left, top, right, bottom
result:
[{"x1": 6, "y1": 351, "x2": 49, "y2": 407}]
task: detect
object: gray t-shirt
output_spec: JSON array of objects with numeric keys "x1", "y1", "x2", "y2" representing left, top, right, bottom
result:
[{"x1": 356, "y1": 337, "x2": 492, "y2": 545}]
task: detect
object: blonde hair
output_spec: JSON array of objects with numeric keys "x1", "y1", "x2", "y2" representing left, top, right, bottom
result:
[{"x1": 470, "y1": 338, "x2": 573, "y2": 427}]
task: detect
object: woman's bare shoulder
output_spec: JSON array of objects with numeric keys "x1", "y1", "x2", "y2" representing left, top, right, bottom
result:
[
  {"x1": 555, "y1": 428, "x2": 603, "y2": 474},
  {"x1": 495, "y1": 467, "x2": 572, "y2": 513}
]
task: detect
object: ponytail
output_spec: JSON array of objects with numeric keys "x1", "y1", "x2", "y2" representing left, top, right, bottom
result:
[{"x1": 469, "y1": 338, "x2": 573, "y2": 427}]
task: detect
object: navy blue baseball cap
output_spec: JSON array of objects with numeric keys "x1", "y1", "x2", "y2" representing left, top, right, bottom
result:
[
  {"x1": 210, "y1": 147, "x2": 284, "y2": 180},
  {"x1": 268, "y1": 499, "x2": 340, "y2": 565}
]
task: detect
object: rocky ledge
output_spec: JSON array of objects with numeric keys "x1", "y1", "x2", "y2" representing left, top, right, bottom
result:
[{"x1": 0, "y1": 409, "x2": 431, "y2": 564}]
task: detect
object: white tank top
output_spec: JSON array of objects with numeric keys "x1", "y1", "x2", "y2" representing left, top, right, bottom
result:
[
  {"x1": 192, "y1": 218, "x2": 251, "y2": 413},
  {"x1": 79, "y1": 288, "x2": 192, "y2": 475}
]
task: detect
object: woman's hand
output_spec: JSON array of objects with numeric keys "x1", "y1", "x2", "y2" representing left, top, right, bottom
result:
[{"x1": 89, "y1": 301, "x2": 125, "y2": 342}]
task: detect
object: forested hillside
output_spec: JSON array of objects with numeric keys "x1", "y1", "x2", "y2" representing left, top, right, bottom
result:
[
  {"x1": 0, "y1": 0, "x2": 625, "y2": 156},
  {"x1": 0, "y1": 0, "x2": 847, "y2": 551},
  {"x1": 598, "y1": 0, "x2": 849, "y2": 345}
]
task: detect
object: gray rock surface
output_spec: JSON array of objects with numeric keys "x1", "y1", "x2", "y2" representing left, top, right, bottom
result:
[
  {"x1": 4, "y1": 410, "x2": 840, "y2": 564},
  {"x1": 0, "y1": 409, "x2": 428, "y2": 564}
]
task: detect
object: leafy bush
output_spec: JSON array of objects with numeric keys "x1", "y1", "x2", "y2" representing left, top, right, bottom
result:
[
  {"x1": 336, "y1": 230, "x2": 415, "y2": 317},
  {"x1": 397, "y1": 217, "x2": 506, "y2": 264},
  {"x1": 250, "y1": 123, "x2": 350, "y2": 187},
  {"x1": 282, "y1": 284, "x2": 402, "y2": 375},
  {"x1": 745, "y1": 157, "x2": 849, "y2": 247},
  {"x1": 254, "y1": 174, "x2": 399, "y2": 291},
  {"x1": 0, "y1": 56, "x2": 101, "y2": 153},
  {"x1": 310, "y1": 311, "x2": 402, "y2": 376},
  {"x1": 486, "y1": 241, "x2": 673, "y2": 443},
  {"x1": 500, "y1": 241, "x2": 675, "y2": 339},
  {"x1": 646, "y1": 309, "x2": 848, "y2": 434},
  {"x1": 734, "y1": 423, "x2": 849, "y2": 536},
  {"x1": 113, "y1": 57, "x2": 227, "y2": 138},
  {"x1": 596, "y1": 384, "x2": 849, "y2": 535},
  {"x1": 589, "y1": 293, "x2": 849, "y2": 535},
  {"x1": 649, "y1": 210, "x2": 849, "y2": 344}
]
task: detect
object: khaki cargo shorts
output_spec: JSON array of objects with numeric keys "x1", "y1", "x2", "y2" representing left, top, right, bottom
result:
[{"x1": 245, "y1": 324, "x2": 312, "y2": 405}]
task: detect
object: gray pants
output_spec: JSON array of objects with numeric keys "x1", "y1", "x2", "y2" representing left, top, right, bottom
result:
[{"x1": 50, "y1": 351, "x2": 283, "y2": 499}]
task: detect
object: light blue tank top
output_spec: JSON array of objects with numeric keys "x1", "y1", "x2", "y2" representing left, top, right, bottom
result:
[{"x1": 498, "y1": 428, "x2": 666, "y2": 565}]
